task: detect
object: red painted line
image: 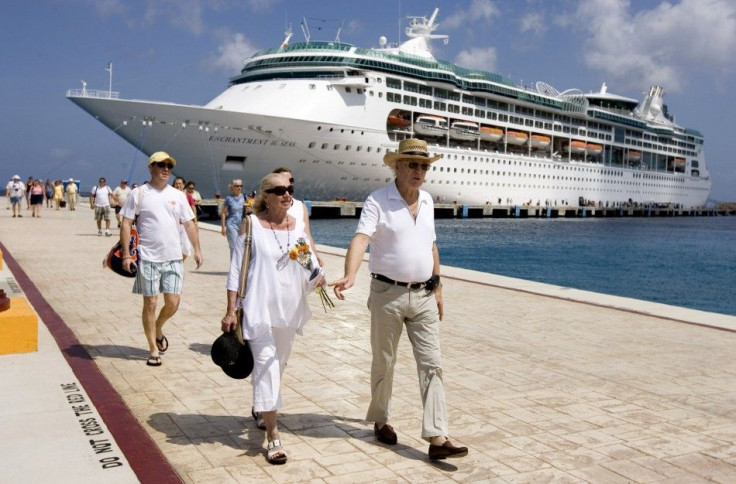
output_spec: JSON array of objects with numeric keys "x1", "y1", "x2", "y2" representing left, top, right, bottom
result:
[{"x1": 0, "y1": 241, "x2": 182, "y2": 483}]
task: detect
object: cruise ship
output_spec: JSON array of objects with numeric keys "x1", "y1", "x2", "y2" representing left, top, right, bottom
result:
[{"x1": 67, "y1": 8, "x2": 711, "y2": 208}]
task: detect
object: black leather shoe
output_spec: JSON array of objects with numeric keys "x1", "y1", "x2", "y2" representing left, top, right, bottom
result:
[
  {"x1": 428, "y1": 441, "x2": 468, "y2": 460},
  {"x1": 374, "y1": 423, "x2": 397, "y2": 445}
]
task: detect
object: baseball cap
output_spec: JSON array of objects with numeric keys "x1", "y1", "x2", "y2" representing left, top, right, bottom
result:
[{"x1": 148, "y1": 151, "x2": 176, "y2": 167}]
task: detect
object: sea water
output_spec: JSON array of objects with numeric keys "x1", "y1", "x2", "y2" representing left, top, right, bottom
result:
[{"x1": 310, "y1": 216, "x2": 736, "y2": 317}]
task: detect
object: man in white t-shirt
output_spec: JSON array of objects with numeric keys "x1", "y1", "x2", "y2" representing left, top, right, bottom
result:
[
  {"x1": 119, "y1": 151, "x2": 203, "y2": 367},
  {"x1": 6, "y1": 175, "x2": 26, "y2": 218},
  {"x1": 112, "y1": 179, "x2": 132, "y2": 228},
  {"x1": 90, "y1": 177, "x2": 114, "y2": 236}
]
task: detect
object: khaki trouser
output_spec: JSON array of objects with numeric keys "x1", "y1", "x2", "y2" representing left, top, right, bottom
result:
[{"x1": 365, "y1": 279, "x2": 448, "y2": 441}]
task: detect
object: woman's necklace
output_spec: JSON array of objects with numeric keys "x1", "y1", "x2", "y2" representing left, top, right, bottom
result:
[{"x1": 268, "y1": 213, "x2": 291, "y2": 269}]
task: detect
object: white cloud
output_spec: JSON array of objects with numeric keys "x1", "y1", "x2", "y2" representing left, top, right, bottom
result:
[
  {"x1": 443, "y1": 0, "x2": 501, "y2": 30},
  {"x1": 455, "y1": 47, "x2": 498, "y2": 72},
  {"x1": 519, "y1": 12, "x2": 545, "y2": 35},
  {"x1": 573, "y1": 0, "x2": 736, "y2": 92},
  {"x1": 211, "y1": 32, "x2": 259, "y2": 72}
]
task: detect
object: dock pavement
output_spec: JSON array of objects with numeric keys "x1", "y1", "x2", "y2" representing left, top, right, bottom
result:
[{"x1": 1, "y1": 203, "x2": 736, "y2": 483}]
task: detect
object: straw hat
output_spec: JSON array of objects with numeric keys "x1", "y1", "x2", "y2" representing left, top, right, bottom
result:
[{"x1": 383, "y1": 138, "x2": 441, "y2": 167}]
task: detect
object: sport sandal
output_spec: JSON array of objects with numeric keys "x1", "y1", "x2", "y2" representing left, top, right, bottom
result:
[{"x1": 267, "y1": 439, "x2": 287, "y2": 465}]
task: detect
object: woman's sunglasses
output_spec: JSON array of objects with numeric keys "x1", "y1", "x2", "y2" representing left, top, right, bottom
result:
[{"x1": 265, "y1": 185, "x2": 294, "y2": 196}]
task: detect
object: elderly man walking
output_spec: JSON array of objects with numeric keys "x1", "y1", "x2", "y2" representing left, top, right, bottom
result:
[{"x1": 330, "y1": 138, "x2": 468, "y2": 461}]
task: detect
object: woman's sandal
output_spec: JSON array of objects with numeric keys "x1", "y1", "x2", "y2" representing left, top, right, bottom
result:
[
  {"x1": 155, "y1": 335, "x2": 169, "y2": 353},
  {"x1": 251, "y1": 407, "x2": 266, "y2": 430},
  {"x1": 267, "y1": 439, "x2": 287, "y2": 465},
  {"x1": 146, "y1": 355, "x2": 162, "y2": 367}
]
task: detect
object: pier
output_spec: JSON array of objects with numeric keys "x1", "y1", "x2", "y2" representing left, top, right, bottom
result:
[
  {"x1": 2, "y1": 209, "x2": 736, "y2": 482},
  {"x1": 199, "y1": 199, "x2": 735, "y2": 220}
]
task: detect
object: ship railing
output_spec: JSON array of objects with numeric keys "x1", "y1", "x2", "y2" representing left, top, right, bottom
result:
[{"x1": 66, "y1": 89, "x2": 120, "y2": 99}]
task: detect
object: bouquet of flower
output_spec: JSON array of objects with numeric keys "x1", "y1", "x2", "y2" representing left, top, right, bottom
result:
[{"x1": 290, "y1": 237, "x2": 335, "y2": 312}]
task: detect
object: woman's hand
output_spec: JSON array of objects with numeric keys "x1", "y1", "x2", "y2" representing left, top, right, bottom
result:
[{"x1": 221, "y1": 312, "x2": 237, "y2": 333}]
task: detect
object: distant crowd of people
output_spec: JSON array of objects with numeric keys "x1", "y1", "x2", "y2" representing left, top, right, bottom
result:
[{"x1": 5, "y1": 175, "x2": 80, "y2": 217}]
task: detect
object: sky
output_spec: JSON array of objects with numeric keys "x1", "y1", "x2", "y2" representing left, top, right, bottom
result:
[{"x1": 2, "y1": 0, "x2": 735, "y2": 201}]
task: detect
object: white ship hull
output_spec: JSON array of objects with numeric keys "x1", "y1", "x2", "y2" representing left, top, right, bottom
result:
[{"x1": 67, "y1": 9, "x2": 711, "y2": 209}]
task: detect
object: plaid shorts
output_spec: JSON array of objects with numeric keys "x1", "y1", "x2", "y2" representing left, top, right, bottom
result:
[{"x1": 133, "y1": 260, "x2": 184, "y2": 296}]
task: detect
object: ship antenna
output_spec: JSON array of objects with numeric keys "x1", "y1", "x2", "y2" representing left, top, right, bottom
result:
[
  {"x1": 301, "y1": 17, "x2": 310, "y2": 43},
  {"x1": 335, "y1": 20, "x2": 343, "y2": 43}
]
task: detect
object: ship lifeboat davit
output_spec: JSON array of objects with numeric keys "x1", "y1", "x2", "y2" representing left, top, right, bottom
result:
[
  {"x1": 624, "y1": 150, "x2": 642, "y2": 162},
  {"x1": 563, "y1": 140, "x2": 587, "y2": 154},
  {"x1": 480, "y1": 126, "x2": 503, "y2": 142},
  {"x1": 387, "y1": 113, "x2": 410, "y2": 128},
  {"x1": 413, "y1": 115, "x2": 448, "y2": 137},
  {"x1": 527, "y1": 134, "x2": 550, "y2": 149},
  {"x1": 586, "y1": 143, "x2": 603, "y2": 156},
  {"x1": 449, "y1": 121, "x2": 480, "y2": 141},
  {"x1": 505, "y1": 130, "x2": 528, "y2": 145}
]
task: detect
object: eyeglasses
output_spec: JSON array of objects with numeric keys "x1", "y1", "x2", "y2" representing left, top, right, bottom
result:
[
  {"x1": 152, "y1": 161, "x2": 174, "y2": 169},
  {"x1": 265, "y1": 185, "x2": 294, "y2": 196},
  {"x1": 404, "y1": 161, "x2": 431, "y2": 171}
]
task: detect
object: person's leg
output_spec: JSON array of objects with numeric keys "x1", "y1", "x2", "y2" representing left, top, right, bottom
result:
[
  {"x1": 365, "y1": 281, "x2": 405, "y2": 426},
  {"x1": 405, "y1": 290, "x2": 448, "y2": 443},
  {"x1": 156, "y1": 293, "x2": 180, "y2": 338},
  {"x1": 141, "y1": 295, "x2": 159, "y2": 356},
  {"x1": 250, "y1": 329, "x2": 286, "y2": 461},
  {"x1": 271, "y1": 327, "x2": 297, "y2": 378}
]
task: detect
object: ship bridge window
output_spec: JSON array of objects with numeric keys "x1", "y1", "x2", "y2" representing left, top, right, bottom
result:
[
  {"x1": 308, "y1": 142, "x2": 316, "y2": 148},
  {"x1": 334, "y1": 144, "x2": 341, "y2": 150},
  {"x1": 321, "y1": 143, "x2": 329, "y2": 149}
]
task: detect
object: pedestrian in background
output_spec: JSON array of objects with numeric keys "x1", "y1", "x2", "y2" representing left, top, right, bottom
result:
[
  {"x1": 90, "y1": 177, "x2": 114, "y2": 235},
  {"x1": 112, "y1": 180, "x2": 131, "y2": 228},
  {"x1": 29, "y1": 179, "x2": 44, "y2": 217},
  {"x1": 7, "y1": 175, "x2": 25, "y2": 217},
  {"x1": 53, "y1": 180, "x2": 64, "y2": 210},
  {"x1": 44, "y1": 179, "x2": 53, "y2": 208},
  {"x1": 271, "y1": 167, "x2": 322, "y2": 267},
  {"x1": 220, "y1": 179, "x2": 245, "y2": 255},
  {"x1": 65, "y1": 178, "x2": 78, "y2": 210}
]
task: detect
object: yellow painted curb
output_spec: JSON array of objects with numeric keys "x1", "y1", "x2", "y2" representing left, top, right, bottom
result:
[{"x1": 0, "y1": 297, "x2": 38, "y2": 354}]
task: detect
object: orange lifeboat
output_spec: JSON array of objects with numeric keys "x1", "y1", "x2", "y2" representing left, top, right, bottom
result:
[
  {"x1": 505, "y1": 130, "x2": 528, "y2": 145},
  {"x1": 387, "y1": 113, "x2": 410, "y2": 128},
  {"x1": 480, "y1": 126, "x2": 503, "y2": 142},
  {"x1": 624, "y1": 150, "x2": 642, "y2": 162},
  {"x1": 586, "y1": 143, "x2": 603, "y2": 156},
  {"x1": 528, "y1": 134, "x2": 550, "y2": 149},
  {"x1": 563, "y1": 140, "x2": 586, "y2": 154}
]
